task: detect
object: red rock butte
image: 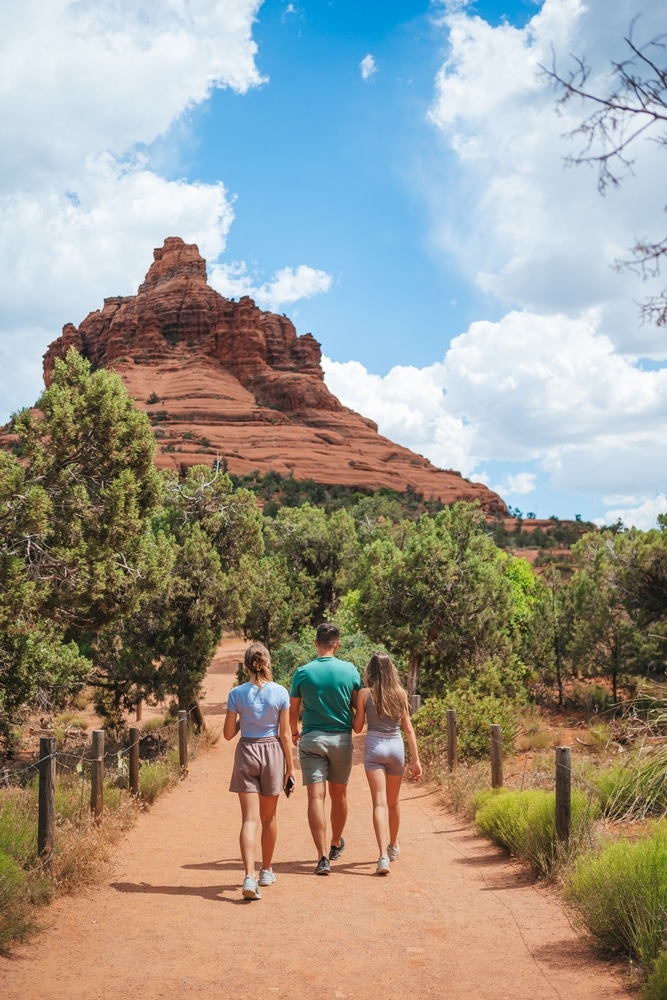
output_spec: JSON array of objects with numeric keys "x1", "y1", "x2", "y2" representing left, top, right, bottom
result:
[{"x1": 43, "y1": 237, "x2": 507, "y2": 515}]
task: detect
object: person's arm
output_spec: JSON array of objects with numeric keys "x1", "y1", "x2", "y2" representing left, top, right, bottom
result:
[
  {"x1": 279, "y1": 706, "x2": 295, "y2": 786},
  {"x1": 223, "y1": 708, "x2": 240, "y2": 741},
  {"x1": 289, "y1": 696, "x2": 301, "y2": 746},
  {"x1": 401, "y1": 708, "x2": 423, "y2": 779},
  {"x1": 353, "y1": 688, "x2": 368, "y2": 734}
]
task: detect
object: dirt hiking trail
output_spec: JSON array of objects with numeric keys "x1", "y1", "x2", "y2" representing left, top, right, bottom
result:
[{"x1": 1, "y1": 640, "x2": 632, "y2": 1000}]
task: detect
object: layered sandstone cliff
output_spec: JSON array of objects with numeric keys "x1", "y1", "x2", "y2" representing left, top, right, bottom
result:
[{"x1": 43, "y1": 237, "x2": 507, "y2": 515}]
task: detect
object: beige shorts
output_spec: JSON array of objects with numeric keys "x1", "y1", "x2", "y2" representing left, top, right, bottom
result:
[
  {"x1": 298, "y1": 731, "x2": 353, "y2": 785},
  {"x1": 230, "y1": 737, "x2": 285, "y2": 796}
]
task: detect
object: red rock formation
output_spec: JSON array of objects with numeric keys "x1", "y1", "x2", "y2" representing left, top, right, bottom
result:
[{"x1": 43, "y1": 237, "x2": 508, "y2": 515}]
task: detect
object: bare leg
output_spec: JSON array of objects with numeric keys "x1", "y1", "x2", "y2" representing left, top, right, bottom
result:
[
  {"x1": 365, "y1": 768, "x2": 390, "y2": 858},
  {"x1": 386, "y1": 774, "x2": 403, "y2": 849},
  {"x1": 238, "y1": 792, "x2": 259, "y2": 877},
  {"x1": 328, "y1": 781, "x2": 348, "y2": 847},
  {"x1": 259, "y1": 794, "x2": 279, "y2": 870},
  {"x1": 306, "y1": 781, "x2": 328, "y2": 858}
]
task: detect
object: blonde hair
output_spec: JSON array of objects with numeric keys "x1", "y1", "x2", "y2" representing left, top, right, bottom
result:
[
  {"x1": 364, "y1": 652, "x2": 408, "y2": 720},
  {"x1": 244, "y1": 642, "x2": 272, "y2": 686}
]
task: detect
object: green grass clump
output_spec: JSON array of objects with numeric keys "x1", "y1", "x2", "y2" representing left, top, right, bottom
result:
[
  {"x1": 139, "y1": 761, "x2": 175, "y2": 804},
  {"x1": 594, "y1": 744, "x2": 667, "y2": 820},
  {"x1": 565, "y1": 822, "x2": 667, "y2": 970},
  {"x1": 0, "y1": 789, "x2": 38, "y2": 867},
  {"x1": 473, "y1": 787, "x2": 598, "y2": 876},
  {"x1": 642, "y1": 952, "x2": 667, "y2": 1000},
  {"x1": 0, "y1": 851, "x2": 33, "y2": 950}
]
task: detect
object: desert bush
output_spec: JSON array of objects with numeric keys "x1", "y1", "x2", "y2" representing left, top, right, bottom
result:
[
  {"x1": 593, "y1": 744, "x2": 667, "y2": 820},
  {"x1": 412, "y1": 691, "x2": 521, "y2": 764},
  {"x1": 642, "y1": 951, "x2": 667, "y2": 999},
  {"x1": 565, "y1": 822, "x2": 667, "y2": 969},
  {"x1": 0, "y1": 788, "x2": 37, "y2": 867},
  {"x1": 0, "y1": 851, "x2": 33, "y2": 950},
  {"x1": 473, "y1": 787, "x2": 598, "y2": 876},
  {"x1": 138, "y1": 760, "x2": 176, "y2": 804}
]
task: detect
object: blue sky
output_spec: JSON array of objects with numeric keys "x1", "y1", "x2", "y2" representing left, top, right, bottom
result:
[{"x1": 2, "y1": 0, "x2": 666, "y2": 527}]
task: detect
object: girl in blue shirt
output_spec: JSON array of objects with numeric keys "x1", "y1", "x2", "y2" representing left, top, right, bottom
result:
[{"x1": 224, "y1": 642, "x2": 295, "y2": 900}]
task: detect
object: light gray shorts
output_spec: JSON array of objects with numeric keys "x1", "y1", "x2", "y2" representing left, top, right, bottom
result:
[
  {"x1": 229, "y1": 736, "x2": 284, "y2": 796},
  {"x1": 364, "y1": 732, "x2": 405, "y2": 777},
  {"x1": 299, "y1": 731, "x2": 353, "y2": 785}
]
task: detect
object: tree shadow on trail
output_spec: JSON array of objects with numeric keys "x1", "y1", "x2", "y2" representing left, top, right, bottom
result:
[{"x1": 110, "y1": 880, "x2": 248, "y2": 905}]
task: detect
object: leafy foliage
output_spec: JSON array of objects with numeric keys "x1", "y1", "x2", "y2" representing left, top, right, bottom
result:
[{"x1": 0, "y1": 349, "x2": 162, "y2": 739}]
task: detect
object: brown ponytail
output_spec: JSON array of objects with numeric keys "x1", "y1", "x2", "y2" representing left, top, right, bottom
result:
[{"x1": 244, "y1": 642, "x2": 272, "y2": 686}]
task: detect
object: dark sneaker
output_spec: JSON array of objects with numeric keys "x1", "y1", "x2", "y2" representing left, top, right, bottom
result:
[
  {"x1": 314, "y1": 856, "x2": 331, "y2": 875},
  {"x1": 328, "y1": 837, "x2": 345, "y2": 861},
  {"x1": 242, "y1": 876, "x2": 261, "y2": 899}
]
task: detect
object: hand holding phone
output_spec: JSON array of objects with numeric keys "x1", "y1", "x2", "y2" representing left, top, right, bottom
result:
[{"x1": 284, "y1": 775, "x2": 296, "y2": 797}]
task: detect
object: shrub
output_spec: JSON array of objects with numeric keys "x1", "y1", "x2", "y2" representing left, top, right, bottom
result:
[
  {"x1": 642, "y1": 951, "x2": 667, "y2": 1000},
  {"x1": 0, "y1": 789, "x2": 37, "y2": 867},
  {"x1": 0, "y1": 851, "x2": 32, "y2": 950},
  {"x1": 594, "y1": 744, "x2": 667, "y2": 820},
  {"x1": 473, "y1": 787, "x2": 598, "y2": 876},
  {"x1": 139, "y1": 760, "x2": 175, "y2": 804},
  {"x1": 412, "y1": 691, "x2": 521, "y2": 764},
  {"x1": 565, "y1": 822, "x2": 667, "y2": 969}
]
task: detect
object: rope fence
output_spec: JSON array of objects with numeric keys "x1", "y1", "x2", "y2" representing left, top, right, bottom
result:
[{"x1": 1, "y1": 705, "x2": 203, "y2": 869}]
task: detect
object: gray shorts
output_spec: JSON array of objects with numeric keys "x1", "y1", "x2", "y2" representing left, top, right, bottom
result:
[
  {"x1": 299, "y1": 731, "x2": 353, "y2": 785},
  {"x1": 364, "y1": 732, "x2": 405, "y2": 777},
  {"x1": 229, "y1": 737, "x2": 284, "y2": 796}
]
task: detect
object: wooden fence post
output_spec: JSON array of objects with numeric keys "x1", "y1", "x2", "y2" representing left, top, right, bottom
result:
[
  {"x1": 409, "y1": 694, "x2": 422, "y2": 715},
  {"x1": 490, "y1": 725, "x2": 503, "y2": 788},
  {"x1": 555, "y1": 746, "x2": 572, "y2": 847},
  {"x1": 129, "y1": 726, "x2": 140, "y2": 796},
  {"x1": 447, "y1": 710, "x2": 457, "y2": 771},
  {"x1": 38, "y1": 734, "x2": 56, "y2": 865},
  {"x1": 90, "y1": 729, "x2": 105, "y2": 822},
  {"x1": 178, "y1": 710, "x2": 188, "y2": 771}
]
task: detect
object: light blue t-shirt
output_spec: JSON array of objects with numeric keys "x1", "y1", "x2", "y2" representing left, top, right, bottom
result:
[{"x1": 227, "y1": 681, "x2": 289, "y2": 738}]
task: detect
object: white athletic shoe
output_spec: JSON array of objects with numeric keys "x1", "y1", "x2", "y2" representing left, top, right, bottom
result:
[
  {"x1": 387, "y1": 842, "x2": 400, "y2": 862},
  {"x1": 242, "y1": 876, "x2": 261, "y2": 899},
  {"x1": 258, "y1": 868, "x2": 276, "y2": 886},
  {"x1": 376, "y1": 856, "x2": 391, "y2": 876}
]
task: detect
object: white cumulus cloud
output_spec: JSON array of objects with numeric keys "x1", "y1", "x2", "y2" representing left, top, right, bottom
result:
[
  {"x1": 209, "y1": 262, "x2": 333, "y2": 311},
  {"x1": 0, "y1": 1, "x2": 331, "y2": 424},
  {"x1": 324, "y1": 306, "x2": 667, "y2": 505},
  {"x1": 360, "y1": 54, "x2": 377, "y2": 80},
  {"x1": 600, "y1": 496, "x2": 667, "y2": 532}
]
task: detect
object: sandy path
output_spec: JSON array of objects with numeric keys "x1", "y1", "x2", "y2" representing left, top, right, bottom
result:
[{"x1": 1, "y1": 640, "x2": 632, "y2": 1000}]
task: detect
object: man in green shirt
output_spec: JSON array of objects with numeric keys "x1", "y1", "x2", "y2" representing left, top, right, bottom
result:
[{"x1": 290, "y1": 622, "x2": 360, "y2": 875}]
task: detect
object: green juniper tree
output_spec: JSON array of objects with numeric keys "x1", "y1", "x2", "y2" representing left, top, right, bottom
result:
[{"x1": 0, "y1": 348, "x2": 162, "y2": 741}]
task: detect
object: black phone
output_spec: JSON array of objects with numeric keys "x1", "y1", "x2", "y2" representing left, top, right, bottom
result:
[{"x1": 284, "y1": 775, "x2": 296, "y2": 797}]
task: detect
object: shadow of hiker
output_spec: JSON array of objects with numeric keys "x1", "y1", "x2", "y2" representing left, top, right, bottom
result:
[
  {"x1": 181, "y1": 858, "x2": 372, "y2": 877},
  {"x1": 110, "y1": 880, "x2": 247, "y2": 904}
]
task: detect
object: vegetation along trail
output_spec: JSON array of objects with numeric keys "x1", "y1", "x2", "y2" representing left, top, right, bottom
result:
[{"x1": 1, "y1": 640, "x2": 631, "y2": 1000}]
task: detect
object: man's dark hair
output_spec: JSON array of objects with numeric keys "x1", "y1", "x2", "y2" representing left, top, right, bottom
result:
[{"x1": 315, "y1": 622, "x2": 340, "y2": 648}]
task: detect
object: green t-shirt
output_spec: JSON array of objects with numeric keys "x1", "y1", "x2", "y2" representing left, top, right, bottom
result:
[{"x1": 290, "y1": 656, "x2": 361, "y2": 733}]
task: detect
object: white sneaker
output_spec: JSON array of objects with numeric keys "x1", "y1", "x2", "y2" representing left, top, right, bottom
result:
[
  {"x1": 242, "y1": 876, "x2": 261, "y2": 899},
  {"x1": 258, "y1": 868, "x2": 276, "y2": 886},
  {"x1": 376, "y1": 856, "x2": 390, "y2": 876},
  {"x1": 387, "y1": 842, "x2": 400, "y2": 862}
]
